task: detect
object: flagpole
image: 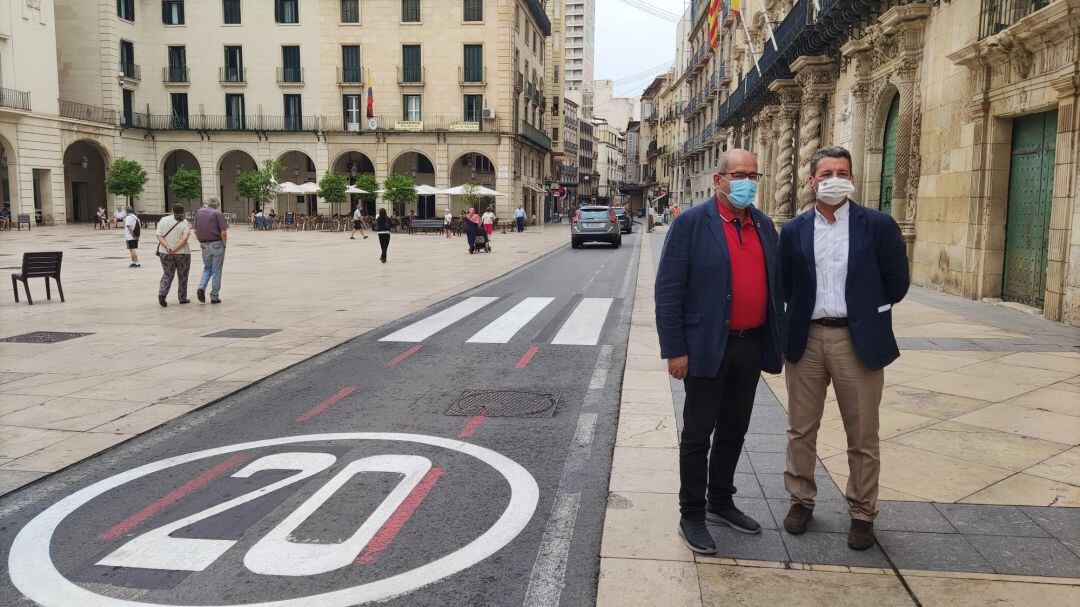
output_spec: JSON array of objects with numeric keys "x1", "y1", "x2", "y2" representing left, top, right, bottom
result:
[
  {"x1": 755, "y1": 0, "x2": 779, "y2": 51},
  {"x1": 739, "y1": 14, "x2": 762, "y2": 76}
]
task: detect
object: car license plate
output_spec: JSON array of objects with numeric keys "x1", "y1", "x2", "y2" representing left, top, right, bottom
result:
[{"x1": 585, "y1": 222, "x2": 604, "y2": 229}]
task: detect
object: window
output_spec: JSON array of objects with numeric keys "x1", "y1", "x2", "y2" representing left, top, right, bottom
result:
[
  {"x1": 284, "y1": 94, "x2": 303, "y2": 131},
  {"x1": 275, "y1": 0, "x2": 298, "y2": 23},
  {"x1": 226, "y1": 93, "x2": 245, "y2": 129},
  {"x1": 553, "y1": 65, "x2": 559, "y2": 83},
  {"x1": 402, "y1": 0, "x2": 420, "y2": 22},
  {"x1": 553, "y1": 128, "x2": 558, "y2": 142},
  {"x1": 122, "y1": 89, "x2": 134, "y2": 126},
  {"x1": 403, "y1": 94, "x2": 421, "y2": 121},
  {"x1": 463, "y1": 45, "x2": 483, "y2": 83},
  {"x1": 223, "y1": 0, "x2": 241, "y2": 24},
  {"x1": 281, "y1": 46, "x2": 301, "y2": 82},
  {"x1": 120, "y1": 40, "x2": 136, "y2": 78},
  {"x1": 464, "y1": 94, "x2": 483, "y2": 122},
  {"x1": 340, "y1": 0, "x2": 359, "y2": 22},
  {"x1": 117, "y1": 0, "x2": 134, "y2": 21},
  {"x1": 343, "y1": 94, "x2": 362, "y2": 131},
  {"x1": 463, "y1": 0, "x2": 482, "y2": 21},
  {"x1": 224, "y1": 46, "x2": 243, "y2": 81},
  {"x1": 167, "y1": 46, "x2": 186, "y2": 82},
  {"x1": 162, "y1": 0, "x2": 184, "y2": 25},
  {"x1": 171, "y1": 93, "x2": 189, "y2": 129},
  {"x1": 342, "y1": 45, "x2": 361, "y2": 82},
  {"x1": 402, "y1": 45, "x2": 421, "y2": 82}
]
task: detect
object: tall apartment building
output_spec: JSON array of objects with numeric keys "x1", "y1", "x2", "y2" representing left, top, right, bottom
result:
[
  {"x1": 5, "y1": 0, "x2": 552, "y2": 224},
  {"x1": 592, "y1": 118, "x2": 625, "y2": 205},
  {"x1": 545, "y1": 0, "x2": 566, "y2": 206},
  {"x1": 564, "y1": 0, "x2": 595, "y2": 117}
]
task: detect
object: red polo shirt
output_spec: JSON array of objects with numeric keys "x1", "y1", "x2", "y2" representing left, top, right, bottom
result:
[{"x1": 717, "y1": 197, "x2": 767, "y2": 330}]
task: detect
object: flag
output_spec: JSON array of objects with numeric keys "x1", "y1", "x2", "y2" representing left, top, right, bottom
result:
[
  {"x1": 731, "y1": 0, "x2": 741, "y2": 17},
  {"x1": 707, "y1": 0, "x2": 721, "y2": 52},
  {"x1": 366, "y1": 75, "x2": 374, "y2": 118}
]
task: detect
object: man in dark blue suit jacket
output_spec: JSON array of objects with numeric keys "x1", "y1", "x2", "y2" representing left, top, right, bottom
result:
[
  {"x1": 655, "y1": 149, "x2": 786, "y2": 555},
  {"x1": 777, "y1": 146, "x2": 909, "y2": 551}
]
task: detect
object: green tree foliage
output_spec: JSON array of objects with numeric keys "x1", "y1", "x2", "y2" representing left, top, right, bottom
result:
[
  {"x1": 105, "y1": 157, "x2": 149, "y2": 203},
  {"x1": 317, "y1": 170, "x2": 348, "y2": 205},
  {"x1": 355, "y1": 174, "x2": 380, "y2": 210},
  {"x1": 460, "y1": 183, "x2": 480, "y2": 211},
  {"x1": 382, "y1": 174, "x2": 417, "y2": 209},
  {"x1": 168, "y1": 168, "x2": 202, "y2": 203},
  {"x1": 236, "y1": 159, "x2": 284, "y2": 209}
]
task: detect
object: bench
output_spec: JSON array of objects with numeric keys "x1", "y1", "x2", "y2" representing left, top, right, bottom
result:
[
  {"x1": 16, "y1": 214, "x2": 32, "y2": 230},
  {"x1": 11, "y1": 251, "x2": 64, "y2": 305},
  {"x1": 408, "y1": 219, "x2": 446, "y2": 234}
]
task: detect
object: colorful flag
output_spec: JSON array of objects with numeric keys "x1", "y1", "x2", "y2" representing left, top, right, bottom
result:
[
  {"x1": 707, "y1": 0, "x2": 721, "y2": 51},
  {"x1": 366, "y1": 75, "x2": 374, "y2": 118},
  {"x1": 731, "y1": 0, "x2": 741, "y2": 17}
]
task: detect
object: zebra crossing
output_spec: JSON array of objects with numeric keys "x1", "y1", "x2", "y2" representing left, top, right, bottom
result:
[{"x1": 378, "y1": 296, "x2": 617, "y2": 346}]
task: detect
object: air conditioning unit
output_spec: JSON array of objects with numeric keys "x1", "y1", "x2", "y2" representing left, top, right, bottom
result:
[
  {"x1": 482, "y1": 108, "x2": 496, "y2": 119},
  {"x1": 346, "y1": 120, "x2": 361, "y2": 132}
]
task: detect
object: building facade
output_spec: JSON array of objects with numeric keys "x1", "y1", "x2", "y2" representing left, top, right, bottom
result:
[
  {"x1": 4, "y1": 0, "x2": 552, "y2": 224},
  {"x1": 702, "y1": 0, "x2": 1079, "y2": 325},
  {"x1": 558, "y1": 91, "x2": 580, "y2": 210},
  {"x1": 563, "y1": 0, "x2": 595, "y2": 93},
  {"x1": 593, "y1": 117, "x2": 625, "y2": 205},
  {"x1": 578, "y1": 116, "x2": 596, "y2": 204},
  {"x1": 591, "y1": 79, "x2": 638, "y2": 132}
]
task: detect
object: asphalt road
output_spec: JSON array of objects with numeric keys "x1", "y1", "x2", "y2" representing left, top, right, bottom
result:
[{"x1": 0, "y1": 227, "x2": 642, "y2": 607}]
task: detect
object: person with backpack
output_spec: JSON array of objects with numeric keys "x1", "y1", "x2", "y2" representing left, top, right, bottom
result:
[
  {"x1": 123, "y1": 205, "x2": 141, "y2": 268},
  {"x1": 154, "y1": 203, "x2": 193, "y2": 307}
]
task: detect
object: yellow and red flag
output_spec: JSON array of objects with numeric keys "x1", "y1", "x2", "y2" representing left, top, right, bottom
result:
[{"x1": 707, "y1": 0, "x2": 721, "y2": 51}]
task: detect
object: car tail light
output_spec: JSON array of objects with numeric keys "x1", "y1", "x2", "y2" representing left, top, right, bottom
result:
[{"x1": 609, "y1": 212, "x2": 617, "y2": 223}]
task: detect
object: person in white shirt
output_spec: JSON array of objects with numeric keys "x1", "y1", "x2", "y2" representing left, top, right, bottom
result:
[
  {"x1": 481, "y1": 207, "x2": 496, "y2": 240},
  {"x1": 444, "y1": 209, "x2": 453, "y2": 239},
  {"x1": 123, "y1": 206, "x2": 141, "y2": 268},
  {"x1": 154, "y1": 203, "x2": 193, "y2": 306},
  {"x1": 514, "y1": 205, "x2": 526, "y2": 233},
  {"x1": 350, "y1": 206, "x2": 368, "y2": 240},
  {"x1": 114, "y1": 207, "x2": 125, "y2": 229}
]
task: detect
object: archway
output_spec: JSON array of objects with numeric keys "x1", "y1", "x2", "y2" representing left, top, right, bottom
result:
[
  {"x1": 218, "y1": 150, "x2": 258, "y2": 216},
  {"x1": 390, "y1": 151, "x2": 435, "y2": 217},
  {"x1": 331, "y1": 151, "x2": 375, "y2": 215},
  {"x1": 878, "y1": 93, "x2": 900, "y2": 216},
  {"x1": 63, "y1": 140, "x2": 109, "y2": 223},
  {"x1": 864, "y1": 84, "x2": 900, "y2": 213},
  {"x1": 278, "y1": 150, "x2": 318, "y2": 215},
  {"x1": 448, "y1": 152, "x2": 496, "y2": 217},
  {"x1": 162, "y1": 149, "x2": 201, "y2": 212}
]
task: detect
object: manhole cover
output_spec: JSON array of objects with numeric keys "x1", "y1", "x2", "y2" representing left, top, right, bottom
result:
[
  {"x1": 0, "y1": 331, "x2": 93, "y2": 344},
  {"x1": 445, "y1": 390, "x2": 559, "y2": 418},
  {"x1": 203, "y1": 329, "x2": 281, "y2": 338}
]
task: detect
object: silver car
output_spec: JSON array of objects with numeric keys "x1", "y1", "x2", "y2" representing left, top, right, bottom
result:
[{"x1": 571, "y1": 206, "x2": 622, "y2": 249}]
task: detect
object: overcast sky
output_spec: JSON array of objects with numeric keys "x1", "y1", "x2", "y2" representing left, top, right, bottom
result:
[{"x1": 594, "y1": 0, "x2": 688, "y2": 98}]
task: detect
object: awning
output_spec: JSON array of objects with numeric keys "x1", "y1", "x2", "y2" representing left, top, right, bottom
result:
[{"x1": 525, "y1": 185, "x2": 547, "y2": 194}]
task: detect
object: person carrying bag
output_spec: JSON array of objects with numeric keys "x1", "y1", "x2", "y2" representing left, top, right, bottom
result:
[{"x1": 155, "y1": 203, "x2": 194, "y2": 307}]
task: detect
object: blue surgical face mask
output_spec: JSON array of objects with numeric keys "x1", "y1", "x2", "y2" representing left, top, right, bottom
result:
[{"x1": 723, "y1": 178, "x2": 757, "y2": 209}]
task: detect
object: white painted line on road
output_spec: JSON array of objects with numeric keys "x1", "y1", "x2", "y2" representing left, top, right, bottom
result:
[
  {"x1": 379, "y1": 297, "x2": 499, "y2": 342},
  {"x1": 466, "y1": 297, "x2": 555, "y2": 344},
  {"x1": 551, "y1": 298, "x2": 614, "y2": 346}
]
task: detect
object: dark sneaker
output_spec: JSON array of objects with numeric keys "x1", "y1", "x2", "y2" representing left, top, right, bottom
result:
[
  {"x1": 706, "y1": 506, "x2": 761, "y2": 534},
  {"x1": 211, "y1": 298, "x2": 222, "y2": 304},
  {"x1": 158, "y1": 294, "x2": 167, "y2": 307},
  {"x1": 783, "y1": 503, "x2": 813, "y2": 535},
  {"x1": 848, "y1": 519, "x2": 875, "y2": 550},
  {"x1": 178, "y1": 298, "x2": 190, "y2": 304},
  {"x1": 677, "y1": 518, "x2": 716, "y2": 555},
  {"x1": 197, "y1": 288, "x2": 205, "y2": 303}
]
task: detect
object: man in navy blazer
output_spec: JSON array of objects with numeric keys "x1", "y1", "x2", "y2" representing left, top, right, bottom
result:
[
  {"x1": 777, "y1": 146, "x2": 909, "y2": 550},
  {"x1": 655, "y1": 149, "x2": 786, "y2": 555}
]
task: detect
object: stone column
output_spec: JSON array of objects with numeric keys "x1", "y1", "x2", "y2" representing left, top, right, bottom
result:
[
  {"x1": 840, "y1": 39, "x2": 874, "y2": 200},
  {"x1": 1050, "y1": 74, "x2": 1079, "y2": 323},
  {"x1": 792, "y1": 56, "x2": 836, "y2": 213},
  {"x1": 768, "y1": 79, "x2": 801, "y2": 223}
]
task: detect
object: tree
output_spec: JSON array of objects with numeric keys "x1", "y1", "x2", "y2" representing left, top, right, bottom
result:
[
  {"x1": 355, "y1": 174, "x2": 380, "y2": 214},
  {"x1": 317, "y1": 170, "x2": 348, "y2": 216},
  {"x1": 460, "y1": 183, "x2": 480, "y2": 212},
  {"x1": 105, "y1": 157, "x2": 148, "y2": 207},
  {"x1": 236, "y1": 159, "x2": 283, "y2": 211},
  {"x1": 168, "y1": 168, "x2": 202, "y2": 205},
  {"x1": 381, "y1": 173, "x2": 416, "y2": 216}
]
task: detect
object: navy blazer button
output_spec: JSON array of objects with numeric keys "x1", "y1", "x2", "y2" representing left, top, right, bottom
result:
[
  {"x1": 724, "y1": 320, "x2": 731, "y2": 326},
  {"x1": 726, "y1": 294, "x2": 732, "y2": 300}
]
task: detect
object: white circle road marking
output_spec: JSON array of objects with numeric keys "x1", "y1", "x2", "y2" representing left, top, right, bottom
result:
[{"x1": 8, "y1": 433, "x2": 540, "y2": 607}]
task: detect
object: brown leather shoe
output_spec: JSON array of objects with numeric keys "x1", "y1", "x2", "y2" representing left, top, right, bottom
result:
[
  {"x1": 848, "y1": 519, "x2": 875, "y2": 550},
  {"x1": 783, "y1": 503, "x2": 813, "y2": 534}
]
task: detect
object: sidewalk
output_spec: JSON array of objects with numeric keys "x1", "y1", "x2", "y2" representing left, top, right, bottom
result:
[
  {"x1": 0, "y1": 223, "x2": 567, "y2": 495},
  {"x1": 597, "y1": 227, "x2": 1080, "y2": 606}
]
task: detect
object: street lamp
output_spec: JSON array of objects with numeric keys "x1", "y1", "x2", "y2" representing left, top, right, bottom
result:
[
  {"x1": 293, "y1": 165, "x2": 299, "y2": 178},
  {"x1": 80, "y1": 156, "x2": 88, "y2": 169},
  {"x1": 235, "y1": 163, "x2": 241, "y2": 175}
]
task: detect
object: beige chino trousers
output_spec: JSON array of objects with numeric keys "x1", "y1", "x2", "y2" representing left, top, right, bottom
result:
[{"x1": 784, "y1": 324, "x2": 884, "y2": 521}]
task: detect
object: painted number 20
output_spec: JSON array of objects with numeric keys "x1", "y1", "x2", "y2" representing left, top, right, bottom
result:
[{"x1": 97, "y1": 452, "x2": 431, "y2": 576}]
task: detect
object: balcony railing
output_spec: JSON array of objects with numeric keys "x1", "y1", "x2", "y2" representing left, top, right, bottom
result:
[
  {"x1": 276, "y1": 67, "x2": 304, "y2": 85},
  {"x1": 59, "y1": 99, "x2": 116, "y2": 124},
  {"x1": 980, "y1": 0, "x2": 1052, "y2": 38},
  {"x1": 0, "y1": 87, "x2": 31, "y2": 112},
  {"x1": 129, "y1": 113, "x2": 319, "y2": 132},
  {"x1": 519, "y1": 120, "x2": 552, "y2": 150},
  {"x1": 163, "y1": 66, "x2": 189, "y2": 84},
  {"x1": 459, "y1": 66, "x2": 486, "y2": 85},
  {"x1": 219, "y1": 67, "x2": 246, "y2": 84},
  {"x1": 337, "y1": 67, "x2": 367, "y2": 86},
  {"x1": 119, "y1": 62, "x2": 141, "y2": 81},
  {"x1": 398, "y1": 66, "x2": 425, "y2": 85},
  {"x1": 369, "y1": 114, "x2": 502, "y2": 133}
]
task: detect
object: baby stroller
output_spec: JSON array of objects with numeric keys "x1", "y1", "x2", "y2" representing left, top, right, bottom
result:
[{"x1": 473, "y1": 231, "x2": 492, "y2": 253}]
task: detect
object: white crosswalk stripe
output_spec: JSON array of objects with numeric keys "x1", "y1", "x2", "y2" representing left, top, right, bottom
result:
[
  {"x1": 551, "y1": 298, "x2": 614, "y2": 346},
  {"x1": 466, "y1": 297, "x2": 556, "y2": 344},
  {"x1": 379, "y1": 297, "x2": 499, "y2": 342}
]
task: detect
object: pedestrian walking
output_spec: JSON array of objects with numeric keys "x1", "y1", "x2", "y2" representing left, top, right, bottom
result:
[
  {"x1": 444, "y1": 208, "x2": 454, "y2": 238},
  {"x1": 154, "y1": 203, "x2": 193, "y2": 307},
  {"x1": 375, "y1": 207, "x2": 391, "y2": 263},
  {"x1": 194, "y1": 195, "x2": 228, "y2": 304},
  {"x1": 482, "y1": 207, "x2": 496, "y2": 240},
  {"x1": 514, "y1": 205, "x2": 526, "y2": 233},
  {"x1": 464, "y1": 207, "x2": 481, "y2": 253},
  {"x1": 778, "y1": 146, "x2": 909, "y2": 550},
  {"x1": 123, "y1": 205, "x2": 141, "y2": 268},
  {"x1": 655, "y1": 149, "x2": 785, "y2": 555},
  {"x1": 351, "y1": 205, "x2": 369, "y2": 240}
]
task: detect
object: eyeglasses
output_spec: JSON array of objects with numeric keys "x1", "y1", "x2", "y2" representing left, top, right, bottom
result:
[{"x1": 718, "y1": 172, "x2": 763, "y2": 182}]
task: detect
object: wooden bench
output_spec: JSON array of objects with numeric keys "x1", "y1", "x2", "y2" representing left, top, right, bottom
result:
[
  {"x1": 11, "y1": 251, "x2": 64, "y2": 305},
  {"x1": 15, "y1": 214, "x2": 32, "y2": 230},
  {"x1": 408, "y1": 219, "x2": 446, "y2": 234}
]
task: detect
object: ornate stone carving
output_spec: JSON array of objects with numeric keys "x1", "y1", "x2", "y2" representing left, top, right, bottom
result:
[
  {"x1": 983, "y1": 30, "x2": 1034, "y2": 78},
  {"x1": 774, "y1": 112, "x2": 796, "y2": 218},
  {"x1": 797, "y1": 97, "x2": 823, "y2": 211}
]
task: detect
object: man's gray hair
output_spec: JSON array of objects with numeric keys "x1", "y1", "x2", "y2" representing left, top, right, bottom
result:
[
  {"x1": 124, "y1": 205, "x2": 134, "y2": 214},
  {"x1": 205, "y1": 195, "x2": 221, "y2": 209},
  {"x1": 714, "y1": 148, "x2": 754, "y2": 174}
]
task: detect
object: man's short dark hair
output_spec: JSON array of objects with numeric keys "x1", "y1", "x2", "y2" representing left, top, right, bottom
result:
[{"x1": 809, "y1": 146, "x2": 852, "y2": 176}]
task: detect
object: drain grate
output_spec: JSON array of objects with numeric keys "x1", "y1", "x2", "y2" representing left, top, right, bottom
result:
[
  {"x1": 445, "y1": 390, "x2": 560, "y2": 418},
  {"x1": 203, "y1": 329, "x2": 281, "y2": 338},
  {"x1": 1, "y1": 331, "x2": 93, "y2": 344}
]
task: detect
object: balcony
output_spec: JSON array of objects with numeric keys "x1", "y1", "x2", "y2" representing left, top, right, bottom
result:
[
  {"x1": 519, "y1": 120, "x2": 551, "y2": 150},
  {"x1": 365, "y1": 114, "x2": 502, "y2": 133},
  {"x1": 128, "y1": 113, "x2": 318, "y2": 132},
  {"x1": 219, "y1": 67, "x2": 246, "y2": 85},
  {"x1": 515, "y1": 72, "x2": 524, "y2": 91},
  {"x1": 337, "y1": 67, "x2": 368, "y2": 87},
  {"x1": 459, "y1": 66, "x2": 487, "y2": 86},
  {"x1": 397, "y1": 66, "x2": 425, "y2": 86},
  {"x1": 162, "y1": 66, "x2": 189, "y2": 85},
  {"x1": 0, "y1": 87, "x2": 31, "y2": 112},
  {"x1": 276, "y1": 67, "x2": 304, "y2": 86},
  {"x1": 59, "y1": 99, "x2": 116, "y2": 124},
  {"x1": 119, "y1": 62, "x2": 141, "y2": 82},
  {"x1": 980, "y1": 0, "x2": 1052, "y2": 39}
]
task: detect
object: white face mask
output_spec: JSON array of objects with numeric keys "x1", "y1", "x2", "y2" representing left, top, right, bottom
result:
[{"x1": 815, "y1": 177, "x2": 855, "y2": 205}]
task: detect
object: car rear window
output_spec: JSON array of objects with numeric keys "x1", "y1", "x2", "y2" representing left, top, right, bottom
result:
[
  {"x1": 611, "y1": 208, "x2": 626, "y2": 215},
  {"x1": 579, "y1": 210, "x2": 610, "y2": 220}
]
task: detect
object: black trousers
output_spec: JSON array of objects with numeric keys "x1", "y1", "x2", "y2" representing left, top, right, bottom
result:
[
  {"x1": 378, "y1": 233, "x2": 390, "y2": 259},
  {"x1": 679, "y1": 333, "x2": 763, "y2": 518}
]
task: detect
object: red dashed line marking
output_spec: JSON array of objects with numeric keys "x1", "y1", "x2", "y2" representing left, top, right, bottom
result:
[
  {"x1": 515, "y1": 345, "x2": 539, "y2": 369},
  {"x1": 355, "y1": 467, "x2": 445, "y2": 564},
  {"x1": 296, "y1": 386, "x2": 358, "y2": 422},
  {"x1": 388, "y1": 344, "x2": 423, "y2": 366}
]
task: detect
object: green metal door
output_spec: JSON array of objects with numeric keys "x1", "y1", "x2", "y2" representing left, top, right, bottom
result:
[
  {"x1": 879, "y1": 94, "x2": 899, "y2": 216},
  {"x1": 1002, "y1": 109, "x2": 1058, "y2": 307}
]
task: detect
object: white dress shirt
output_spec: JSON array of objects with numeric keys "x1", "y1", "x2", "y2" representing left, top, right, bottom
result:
[{"x1": 811, "y1": 202, "x2": 850, "y2": 319}]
